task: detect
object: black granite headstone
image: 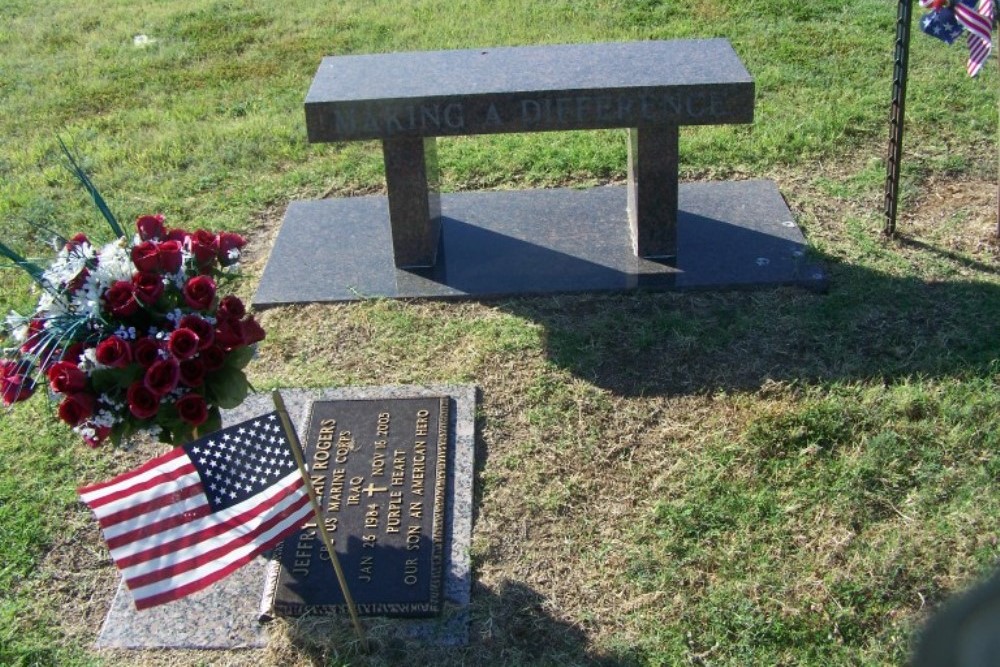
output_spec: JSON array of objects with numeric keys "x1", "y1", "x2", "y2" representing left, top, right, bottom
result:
[{"x1": 263, "y1": 397, "x2": 449, "y2": 617}]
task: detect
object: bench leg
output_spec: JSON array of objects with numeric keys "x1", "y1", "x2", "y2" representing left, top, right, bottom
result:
[
  {"x1": 627, "y1": 126, "x2": 678, "y2": 259},
  {"x1": 383, "y1": 137, "x2": 442, "y2": 268}
]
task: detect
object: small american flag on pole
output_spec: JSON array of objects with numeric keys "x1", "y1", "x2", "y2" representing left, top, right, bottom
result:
[
  {"x1": 963, "y1": 0, "x2": 995, "y2": 76},
  {"x1": 920, "y1": 0, "x2": 995, "y2": 76},
  {"x1": 79, "y1": 412, "x2": 312, "y2": 610}
]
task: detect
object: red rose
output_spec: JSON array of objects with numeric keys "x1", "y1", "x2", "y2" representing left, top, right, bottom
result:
[
  {"x1": 127, "y1": 381, "x2": 159, "y2": 419},
  {"x1": 242, "y1": 316, "x2": 266, "y2": 345},
  {"x1": 95, "y1": 336, "x2": 132, "y2": 368},
  {"x1": 58, "y1": 392, "x2": 95, "y2": 427},
  {"x1": 168, "y1": 328, "x2": 200, "y2": 360},
  {"x1": 200, "y1": 344, "x2": 226, "y2": 371},
  {"x1": 83, "y1": 425, "x2": 111, "y2": 448},
  {"x1": 216, "y1": 295, "x2": 246, "y2": 321},
  {"x1": 130, "y1": 241, "x2": 161, "y2": 273},
  {"x1": 179, "y1": 315, "x2": 214, "y2": 350},
  {"x1": 64, "y1": 232, "x2": 90, "y2": 251},
  {"x1": 176, "y1": 393, "x2": 208, "y2": 427},
  {"x1": 144, "y1": 356, "x2": 180, "y2": 396},
  {"x1": 136, "y1": 214, "x2": 166, "y2": 241},
  {"x1": 217, "y1": 232, "x2": 246, "y2": 266},
  {"x1": 104, "y1": 281, "x2": 139, "y2": 318},
  {"x1": 47, "y1": 361, "x2": 87, "y2": 394},
  {"x1": 20, "y1": 319, "x2": 47, "y2": 355},
  {"x1": 214, "y1": 318, "x2": 245, "y2": 351},
  {"x1": 132, "y1": 337, "x2": 161, "y2": 368},
  {"x1": 61, "y1": 343, "x2": 86, "y2": 364},
  {"x1": 66, "y1": 267, "x2": 90, "y2": 293},
  {"x1": 190, "y1": 230, "x2": 219, "y2": 267},
  {"x1": 1, "y1": 373, "x2": 34, "y2": 405},
  {"x1": 179, "y1": 358, "x2": 206, "y2": 387},
  {"x1": 132, "y1": 271, "x2": 164, "y2": 305},
  {"x1": 183, "y1": 275, "x2": 216, "y2": 310},
  {"x1": 157, "y1": 240, "x2": 183, "y2": 274},
  {"x1": 166, "y1": 228, "x2": 189, "y2": 243}
]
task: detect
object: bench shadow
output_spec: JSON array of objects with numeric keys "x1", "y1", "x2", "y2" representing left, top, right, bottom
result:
[{"x1": 492, "y1": 249, "x2": 1000, "y2": 397}]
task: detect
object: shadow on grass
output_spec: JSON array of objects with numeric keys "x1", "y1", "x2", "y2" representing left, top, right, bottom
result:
[
  {"x1": 279, "y1": 579, "x2": 641, "y2": 666},
  {"x1": 498, "y1": 251, "x2": 1000, "y2": 396}
]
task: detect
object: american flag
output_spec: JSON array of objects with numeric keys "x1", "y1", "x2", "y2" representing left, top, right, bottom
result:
[
  {"x1": 961, "y1": 0, "x2": 995, "y2": 76},
  {"x1": 79, "y1": 412, "x2": 313, "y2": 610},
  {"x1": 920, "y1": 0, "x2": 995, "y2": 76}
]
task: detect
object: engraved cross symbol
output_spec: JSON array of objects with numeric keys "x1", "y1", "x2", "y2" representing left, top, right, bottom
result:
[{"x1": 363, "y1": 482, "x2": 388, "y2": 497}]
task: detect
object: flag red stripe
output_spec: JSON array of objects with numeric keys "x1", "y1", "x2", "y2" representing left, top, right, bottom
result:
[
  {"x1": 955, "y1": 4, "x2": 993, "y2": 40},
  {"x1": 78, "y1": 410, "x2": 309, "y2": 610},
  {"x1": 114, "y1": 480, "x2": 306, "y2": 570},
  {"x1": 85, "y1": 460, "x2": 198, "y2": 510},
  {"x1": 105, "y1": 504, "x2": 214, "y2": 550},
  {"x1": 95, "y1": 481, "x2": 205, "y2": 529},
  {"x1": 130, "y1": 529, "x2": 295, "y2": 611},
  {"x1": 123, "y1": 492, "x2": 310, "y2": 588},
  {"x1": 78, "y1": 447, "x2": 187, "y2": 498}
]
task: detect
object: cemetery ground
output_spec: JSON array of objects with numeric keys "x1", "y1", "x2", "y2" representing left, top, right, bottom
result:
[{"x1": 1, "y1": 1, "x2": 999, "y2": 665}]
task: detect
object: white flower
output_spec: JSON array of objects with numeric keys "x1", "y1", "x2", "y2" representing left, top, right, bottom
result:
[
  {"x1": 79, "y1": 347, "x2": 100, "y2": 372},
  {"x1": 92, "y1": 407, "x2": 119, "y2": 427},
  {"x1": 92, "y1": 239, "x2": 133, "y2": 287},
  {"x1": 70, "y1": 272, "x2": 106, "y2": 320},
  {"x1": 42, "y1": 241, "x2": 94, "y2": 288},
  {"x1": 37, "y1": 289, "x2": 70, "y2": 318},
  {"x1": 180, "y1": 239, "x2": 195, "y2": 268},
  {"x1": 98, "y1": 394, "x2": 124, "y2": 412},
  {"x1": 6, "y1": 312, "x2": 29, "y2": 342}
]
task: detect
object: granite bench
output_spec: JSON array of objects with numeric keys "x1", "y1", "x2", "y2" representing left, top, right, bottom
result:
[
  {"x1": 254, "y1": 40, "x2": 826, "y2": 305},
  {"x1": 303, "y1": 39, "x2": 754, "y2": 268}
]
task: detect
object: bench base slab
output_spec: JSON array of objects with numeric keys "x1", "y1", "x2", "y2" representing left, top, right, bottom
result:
[{"x1": 253, "y1": 180, "x2": 826, "y2": 306}]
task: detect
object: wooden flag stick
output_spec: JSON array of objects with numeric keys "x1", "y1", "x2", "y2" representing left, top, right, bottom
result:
[{"x1": 271, "y1": 390, "x2": 368, "y2": 650}]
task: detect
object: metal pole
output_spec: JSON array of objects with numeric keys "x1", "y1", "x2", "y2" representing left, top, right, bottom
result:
[
  {"x1": 271, "y1": 390, "x2": 369, "y2": 651},
  {"x1": 885, "y1": 0, "x2": 914, "y2": 236}
]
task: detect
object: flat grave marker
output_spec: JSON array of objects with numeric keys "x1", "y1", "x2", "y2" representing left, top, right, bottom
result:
[
  {"x1": 96, "y1": 386, "x2": 476, "y2": 648},
  {"x1": 263, "y1": 396, "x2": 450, "y2": 617}
]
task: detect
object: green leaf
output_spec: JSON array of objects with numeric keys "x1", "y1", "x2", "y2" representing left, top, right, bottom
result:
[
  {"x1": 204, "y1": 366, "x2": 249, "y2": 409},
  {"x1": 201, "y1": 407, "x2": 223, "y2": 435},
  {"x1": 89, "y1": 366, "x2": 142, "y2": 393},
  {"x1": 58, "y1": 137, "x2": 125, "y2": 239},
  {"x1": 224, "y1": 346, "x2": 255, "y2": 370},
  {"x1": 0, "y1": 240, "x2": 45, "y2": 285}
]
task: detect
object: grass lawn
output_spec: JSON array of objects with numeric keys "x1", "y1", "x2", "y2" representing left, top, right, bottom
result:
[{"x1": 1, "y1": 1, "x2": 998, "y2": 665}]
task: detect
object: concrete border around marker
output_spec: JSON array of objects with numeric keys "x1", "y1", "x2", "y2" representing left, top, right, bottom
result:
[{"x1": 95, "y1": 384, "x2": 477, "y2": 649}]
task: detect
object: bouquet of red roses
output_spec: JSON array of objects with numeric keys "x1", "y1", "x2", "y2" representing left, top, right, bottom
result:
[{"x1": 1, "y1": 154, "x2": 265, "y2": 447}]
